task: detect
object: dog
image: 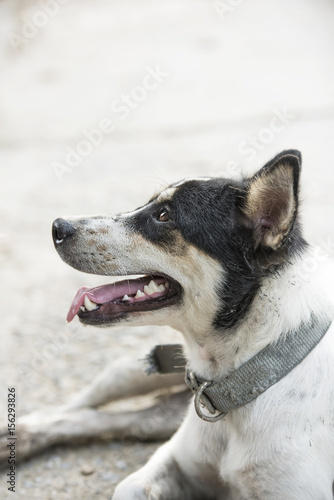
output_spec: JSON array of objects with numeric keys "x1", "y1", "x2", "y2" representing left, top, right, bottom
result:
[
  {"x1": 49, "y1": 149, "x2": 334, "y2": 499},
  {"x1": 2, "y1": 150, "x2": 334, "y2": 499}
]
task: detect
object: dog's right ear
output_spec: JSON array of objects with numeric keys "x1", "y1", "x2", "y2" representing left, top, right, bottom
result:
[{"x1": 237, "y1": 150, "x2": 301, "y2": 251}]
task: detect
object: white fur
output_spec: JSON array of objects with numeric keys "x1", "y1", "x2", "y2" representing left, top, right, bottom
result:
[
  {"x1": 60, "y1": 205, "x2": 334, "y2": 499},
  {"x1": 15, "y1": 185, "x2": 334, "y2": 499},
  {"x1": 112, "y1": 244, "x2": 334, "y2": 500}
]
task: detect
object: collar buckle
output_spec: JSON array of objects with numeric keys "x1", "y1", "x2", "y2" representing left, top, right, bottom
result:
[{"x1": 186, "y1": 370, "x2": 227, "y2": 423}]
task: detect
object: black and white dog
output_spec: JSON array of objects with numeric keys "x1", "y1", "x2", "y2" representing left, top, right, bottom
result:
[{"x1": 49, "y1": 149, "x2": 334, "y2": 499}]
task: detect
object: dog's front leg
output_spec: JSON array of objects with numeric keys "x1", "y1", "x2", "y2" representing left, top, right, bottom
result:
[
  {"x1": 61, "y1": 354, "x2": 185, "y2": 412},
  {"x1": 0, "y1": 354, "x2": 185, "y2": 464},
  {"x1": 113, "y1": 442, "x2": 198, "y2": 500},
  {"x1": 112, "y1": 424, "x2": 220, "y2": 500},
  {"x1": 0, "y1": 389, "x2": 189, "y2": 465}
]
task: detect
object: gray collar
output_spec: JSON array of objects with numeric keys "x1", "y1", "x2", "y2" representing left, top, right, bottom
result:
[{"x1": 146, "y1": 314, "x2": 332, "y2": 423}]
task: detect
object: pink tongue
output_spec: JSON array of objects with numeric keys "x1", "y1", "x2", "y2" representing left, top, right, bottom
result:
[
  {"x1": 66, "y1": 278, "x2": 166, "y2": 323},
  {"x1": 67, "y1": 286, "x2": 90, "y2": 323}
]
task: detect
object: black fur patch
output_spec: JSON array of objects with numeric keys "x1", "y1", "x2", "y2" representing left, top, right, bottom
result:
[
  {"x1": 126, "y1": 200, "x2": 188, "y2": 255},
  {"x1": 127, "y1": 152, "x2": 307, "y2": 331},
  {"x1": 171, "y1": 179, "x2": 263, "y2": 330}
]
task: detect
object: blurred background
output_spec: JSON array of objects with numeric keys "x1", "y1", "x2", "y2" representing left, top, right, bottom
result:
[{"x1": 1, "y1": 0, "x2": 334, "y2": 498}]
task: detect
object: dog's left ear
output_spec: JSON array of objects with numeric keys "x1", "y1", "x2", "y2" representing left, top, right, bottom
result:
[{"x1": 239, "y1": 150, "x2": 301, "y2": 250}]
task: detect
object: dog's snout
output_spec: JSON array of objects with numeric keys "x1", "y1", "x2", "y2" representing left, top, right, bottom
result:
[{"x1": 52, "y1": 218, "x2": 75, "y2": 245}]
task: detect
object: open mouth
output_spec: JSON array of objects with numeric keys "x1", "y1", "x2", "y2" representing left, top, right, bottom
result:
[{"x1": 67, "y1": 274, "x2": 182, "y2": 325}]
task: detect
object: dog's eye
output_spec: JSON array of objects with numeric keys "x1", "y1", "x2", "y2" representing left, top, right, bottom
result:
[{"x1": 157, "y1": 208, "x2": 171, "y2": 222}]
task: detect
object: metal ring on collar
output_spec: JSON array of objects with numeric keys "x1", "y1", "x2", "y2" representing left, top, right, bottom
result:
[{"x1": 194, "y1": 381, "x2": 227, "y2": 423}]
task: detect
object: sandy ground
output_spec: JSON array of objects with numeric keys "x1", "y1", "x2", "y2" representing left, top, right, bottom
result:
[{"x1": 1, "y1": 0, "x2": 334, "y2": 498}]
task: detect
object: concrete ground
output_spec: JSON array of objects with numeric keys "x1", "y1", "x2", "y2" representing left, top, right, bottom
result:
[{"x1": 1, "y1": 0, "x2": 334, "y2": 498}]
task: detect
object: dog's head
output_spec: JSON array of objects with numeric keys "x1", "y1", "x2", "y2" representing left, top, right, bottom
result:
[{"x1": 53, "y1": 150, "x2": 305, "y2": 334}]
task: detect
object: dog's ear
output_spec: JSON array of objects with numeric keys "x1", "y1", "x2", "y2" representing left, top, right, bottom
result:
[{"x1": 239, "y1": 150, "x2": 301, "y2": 250}]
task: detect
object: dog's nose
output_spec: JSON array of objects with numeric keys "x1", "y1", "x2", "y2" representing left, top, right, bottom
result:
[{"x1": 52, "y1": 218, "x2": 75, "y2": 244}]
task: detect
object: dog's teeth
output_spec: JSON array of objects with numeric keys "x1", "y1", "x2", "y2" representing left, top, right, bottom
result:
[
  {"x1": 84, "y1": 296, "x2": 98, "y2": 311},
  {"x1": 80, "y1": 306, "x2": 86, "y2": 312},
  {"x1": 143, "y1": 280, "x2": 169, "y2": 296},
  {"x1": 122, "y1": 294, "x2": 130, "y2": 301},
  {"x1": 135, "y1": 290, "x2": 146, "y2": 299},
  {"x1": 143, "y1": 282, "x2": 156, "y2": 295},
  {"x1": 144, "y1": 280, "x2": 158, "y2": 295},
  {"x1": 144, "y1": 280, "x2": 161, "y2": 296}
]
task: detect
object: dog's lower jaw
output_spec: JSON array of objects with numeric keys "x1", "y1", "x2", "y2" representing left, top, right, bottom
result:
[{"x1": 77, "y1": 293, "x2": 182, "y2": 327}]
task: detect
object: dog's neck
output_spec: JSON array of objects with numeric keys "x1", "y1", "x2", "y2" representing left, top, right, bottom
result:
[{"x1": 179, "y1": 249, "x2": 334, "y2": 381}]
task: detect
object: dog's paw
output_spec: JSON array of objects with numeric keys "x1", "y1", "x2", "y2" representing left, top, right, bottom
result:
[
  {"x1": 112, "y1": 475, "x2": 160, "y2": 500},
  {"x1": 0, "y1": 416, "x2": 48, "y2": 465}
]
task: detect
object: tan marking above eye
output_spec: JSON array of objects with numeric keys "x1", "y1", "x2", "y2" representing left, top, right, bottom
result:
[{"x1": 155, "y1": 187, "x2": 177, "y2": 204}]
